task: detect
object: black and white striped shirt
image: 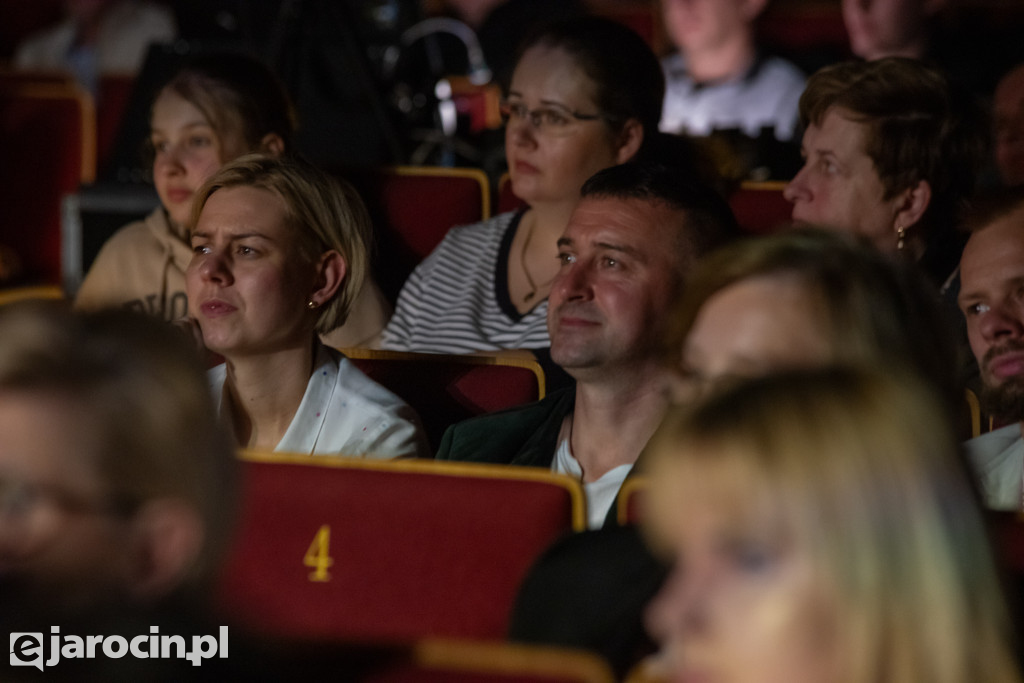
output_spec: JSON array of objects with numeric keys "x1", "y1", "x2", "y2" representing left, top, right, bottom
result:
[{"x1": 381, "y1": 211, "x2": 550, "y2": 353}]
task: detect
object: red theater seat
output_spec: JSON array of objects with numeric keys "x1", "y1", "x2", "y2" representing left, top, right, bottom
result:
[
  {"x1": 217, "y1": 453, "x2": 585, "y2": 643},
  {"x1": 728, "y1": 181, "x2": 792, "y2": 235},
  {"x1": 339, "y1": 348, "x2": 546, "y2": 452},
  {"x1": 993, "y1": 511, "x2": 1024, "y2": 573},
  {"x1": 0, "y1": 77, "x2": 95, "y2": 285},
  {"x1": 497, "y1": 172, "x2": 526, "y2": 215},
  {"x1": 500, "y1": 176, "x2": 793, "y2": 237},
  {"x1": 96, "y1": 75, "x2": 135, "y2": 171},
  {"x1": 616, "y1": 477, "x2": 648, "y2": 526},
  {"x1": 339, "y1": 165, "x2": 490, "y2": 302}
]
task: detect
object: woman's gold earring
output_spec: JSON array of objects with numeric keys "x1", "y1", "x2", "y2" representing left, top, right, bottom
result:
[
  {"x1": 307, "y1": 300, "x2": 318, "y2": 310},
  {"x1": 896, "y1": 225, "x2": 907, "y2": 251}
]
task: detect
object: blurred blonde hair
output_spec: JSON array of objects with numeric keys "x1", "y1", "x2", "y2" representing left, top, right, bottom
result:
[
  {"x1": 190, "y1": 154, "x2": 372, "y2": 333},
  {"x1": 645, "y1": 365, "x2": 1020, "y2": 683},
  {"x1": 666, "y1": 229, "x2": 962, "y2": 412}
]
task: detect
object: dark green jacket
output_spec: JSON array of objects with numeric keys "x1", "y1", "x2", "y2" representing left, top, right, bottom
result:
[
  {"x1": 436, "y1": 387, "x2": 634, "y2": 528},
  {"x1": 435, "y1": 387, "x2": 576, "y2": 467}
]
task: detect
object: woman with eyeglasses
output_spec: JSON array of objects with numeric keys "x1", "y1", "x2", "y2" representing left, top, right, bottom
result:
[{"x1": 380, "y1": 17, "x2": 665, "y2": 366}]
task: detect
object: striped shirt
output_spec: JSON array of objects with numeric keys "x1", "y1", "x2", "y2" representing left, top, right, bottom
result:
[{"x1": 381, "y1": 211, "x2": 551, "y2": 353}]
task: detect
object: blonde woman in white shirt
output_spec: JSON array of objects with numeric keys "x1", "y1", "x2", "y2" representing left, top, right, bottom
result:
[{"x1": 185, "y1": 154, "x2": 428, "y2": 458}]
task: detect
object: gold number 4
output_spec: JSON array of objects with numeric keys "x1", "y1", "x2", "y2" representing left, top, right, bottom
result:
[{"x1": 304, "y1": 524, "x2": 334, "y2": 582}]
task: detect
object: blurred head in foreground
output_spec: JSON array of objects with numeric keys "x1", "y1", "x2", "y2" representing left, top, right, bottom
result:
[
  {"x1": 643, "y1": 365, "x2": 1020, "y2": 683},
  {"x1": 0, "y1": 303, "x2": 237, "y2": 611},
  {"x1": 666, "y1": 229, "x2": 960, "y2": 414}
]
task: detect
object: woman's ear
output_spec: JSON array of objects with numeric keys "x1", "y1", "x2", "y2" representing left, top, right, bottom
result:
[
  {"x1": 309, "y1": 250, "x2": 347, "y2": 307},
  {"x1": 893, "y1": 179, "x2": 932, "y2": 233},
  {"x1": 615, "y1": 119, "x2": 645, "y2": 164},
  {"x1": 259, "y1": 133, "x2": 286, "y2": 157}
]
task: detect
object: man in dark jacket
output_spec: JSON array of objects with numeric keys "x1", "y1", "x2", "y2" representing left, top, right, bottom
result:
[{"x1": 436, "y1": 161, "x2": 738, "y2": 528}]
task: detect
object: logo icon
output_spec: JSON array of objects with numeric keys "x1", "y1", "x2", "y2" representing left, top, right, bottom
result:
[{"x1": 10, "y1": 632, "x2": 44, "y2": 671}]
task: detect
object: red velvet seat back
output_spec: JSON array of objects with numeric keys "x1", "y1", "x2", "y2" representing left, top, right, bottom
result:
[
  {"x1": 728, "y1": 181, "x2": 792, "y2": 235},
  {"x1": 496, "y1": 172, "x2": 527, "y2": 215},
  {"x1": 616, "y1": 477, "x2": 648, "y2": 526},
  {"x1": 217, "y1": 454, "x2": 584, "y2": 643},
  {"x1": 341, "y1": 349, "x2": 545, "y2": 452},
  {"x1": 0, "y1": 80, "x2": 94, "y2": 285},
  {"x1": 992, "y1": 511, "x2": 1024, "y2": 572},
  {"x1": 500, "y1": 176, "x2": 793, "y2": 237},
  {"x1": 339, "y1": 166, "x2": 490, "y2": 303},
  {"x1": 96, "y1": 75, "x2": 135, "y2": 172}
]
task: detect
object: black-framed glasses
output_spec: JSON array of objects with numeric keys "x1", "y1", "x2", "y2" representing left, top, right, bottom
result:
[{"x1": 499, "y1": 99, "x2": 603, "y2": 137}]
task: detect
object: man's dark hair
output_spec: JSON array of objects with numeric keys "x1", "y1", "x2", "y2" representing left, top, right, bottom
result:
[{"x1": 580, "y1": 161, "x2": 741, "y2": 271}]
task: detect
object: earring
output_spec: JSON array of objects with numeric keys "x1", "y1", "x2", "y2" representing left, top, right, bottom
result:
[
  {"x1": 306, "y1": 300, "x2": 318, "y2": 310},
  {"x1": 896, "y1": 225, "x2": 907, "y2": 251}
]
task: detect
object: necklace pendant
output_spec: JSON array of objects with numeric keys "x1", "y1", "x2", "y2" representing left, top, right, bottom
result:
[{"x1": 524, "y1": 291, "x2": 535, "y2": 302}]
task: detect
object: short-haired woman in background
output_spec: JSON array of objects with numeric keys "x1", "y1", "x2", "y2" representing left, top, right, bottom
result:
[
  {"x1": 186, "y1": 154, "x2": 427, "y2": 458},
  {"x1": 783, "y1": 57, "x2": 986, "y2": 290}
]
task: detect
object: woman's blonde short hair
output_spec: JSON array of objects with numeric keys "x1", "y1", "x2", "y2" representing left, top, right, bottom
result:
[
  {"x1": 190, "y1": 154, "x2": 372, "y2": 333},
  {"x1": 646, "y1": 365, "x2": 1020, "y2": 683},
  {"x1": 0, "y1": 302, "x2": 238, "y2": 590}
]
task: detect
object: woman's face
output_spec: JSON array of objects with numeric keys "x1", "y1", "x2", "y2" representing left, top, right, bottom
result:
[
  {"x1": 150, "y1": 90, "x2": 248, "y2": 228},
  {"x1": 784, "y1": 107, "x2": 909, "y2": 253},
  {"x1": 186, "y1": 186, "x2": 318, "y2": 357},
  {"x1": 645, "y1": 456, "x2": 841, "y2": 683},
  {"x1": 0, "y1": 390, "x2": 132, "y2": 602},
  {"x1": 504, "y1": 45, "x2": 630, "y2": 205},
  {"x1": 680, "y1": 275, "x2": 834, "y2": 396}
]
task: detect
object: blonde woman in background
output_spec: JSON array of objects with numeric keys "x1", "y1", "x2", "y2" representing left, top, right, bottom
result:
[
  {"x1": 641, "y1": 365, "x2": 1021, "y2": 683},
  {"x1": 185, "y1": 154, "x2": 427, "y2": 458}
]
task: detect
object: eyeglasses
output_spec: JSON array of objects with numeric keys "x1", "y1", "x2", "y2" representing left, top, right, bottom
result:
[{"x1": 499, "y1": 99, "x2": 603, "y2": 137}]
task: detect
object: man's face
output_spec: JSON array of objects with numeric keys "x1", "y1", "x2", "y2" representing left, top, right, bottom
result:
[
  {"x1": 994, "y1": 66, "x2": 1024, "y2": 187},
  {"x1": 958, "y1": 205, "x2": 1024, "y2": 420},
  {"x1": 548, "y1": 195, "x2": 687, "y2": 381}
]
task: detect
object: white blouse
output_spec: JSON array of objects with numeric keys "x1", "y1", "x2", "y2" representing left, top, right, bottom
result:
[{"x1": 209, "y1": 345, "x2": 429, "y2": 459}]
